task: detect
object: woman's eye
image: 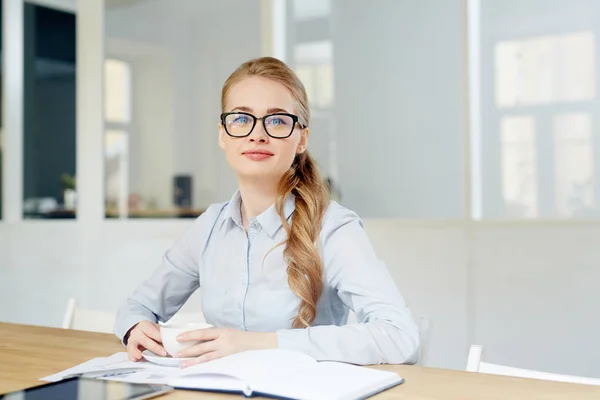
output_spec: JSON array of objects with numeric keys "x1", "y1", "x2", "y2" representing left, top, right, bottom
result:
[
  {"x1": 270, "y1": 118, "x2": 286, "y2": 126},
  {"x1": 234, "y1": 116, "x2": 249, "y2": 124}
]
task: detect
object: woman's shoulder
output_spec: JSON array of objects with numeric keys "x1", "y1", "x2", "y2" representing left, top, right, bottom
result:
[
  {"x1": 321, "y1": 200, "x2": 364, "y2": 237},
  {"x1": 187, "y1": 200, "x2": 230, "y2": 234},
  {"x1": 192, "y1": 190, "x2": 244, "y2": 227},
  {"x1": 196, "y1": 201, "x2": 229, "y2": 223}
]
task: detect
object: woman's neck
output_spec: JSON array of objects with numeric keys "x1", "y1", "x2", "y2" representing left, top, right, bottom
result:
[{"x1": 238, "y1": 178, "x2": 279, "y2": 228}]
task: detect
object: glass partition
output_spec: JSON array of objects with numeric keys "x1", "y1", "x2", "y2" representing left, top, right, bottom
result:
[{"x1": 22, "y1": 3, "x2": 76, "y2": 219}]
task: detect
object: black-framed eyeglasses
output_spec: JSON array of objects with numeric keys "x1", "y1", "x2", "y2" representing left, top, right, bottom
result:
[{"x1": 220, "y1": 112, "x2": 304, "y2": 139}]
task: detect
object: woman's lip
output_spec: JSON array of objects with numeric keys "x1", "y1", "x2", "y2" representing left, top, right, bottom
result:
[
  {"x1": 243, "y1": 152, "x2": 273, "y2": 161},
  {"x1": 242, "y1": 150, "x2": 274, "y2": 155}
]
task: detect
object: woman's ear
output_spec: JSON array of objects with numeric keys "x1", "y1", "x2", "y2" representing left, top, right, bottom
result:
[
  {"x1": 218, "y1": 123, "x2": 226, "y2": 149},
  {"x1": 297, "y1": 128, "x2": 309, "y2": 154}
]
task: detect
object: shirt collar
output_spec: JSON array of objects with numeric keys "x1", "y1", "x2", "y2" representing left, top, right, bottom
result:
[
  {"x1": 256, "y1": 192, "x2": 296, "y2": 238},
  {"x1": 226, "y1": 190, "x2": 244, "y2": 228},
  {"x1": 226, "y1": 190, "x2": 296, "y2": 238}
]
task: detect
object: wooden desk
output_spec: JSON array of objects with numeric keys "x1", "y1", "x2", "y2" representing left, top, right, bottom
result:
[{"x1": 1, "y1": 322, "x2": 599, "y2": 399}]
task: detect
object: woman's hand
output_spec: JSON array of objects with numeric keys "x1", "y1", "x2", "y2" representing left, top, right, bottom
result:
[
  {"x1": 126, "y1": 321, "x2": 168, "y2": 361},
  {"x1": 176, "y1": 328, "x2": 278, "y2": 368}
]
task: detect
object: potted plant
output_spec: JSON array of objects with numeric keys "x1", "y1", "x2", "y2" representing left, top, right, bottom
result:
[{"x1": 61, "y1": 173, "x2": 77, "y2": 209}]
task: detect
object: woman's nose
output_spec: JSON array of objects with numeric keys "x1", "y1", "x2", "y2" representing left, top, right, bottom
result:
[{"x1": 249, "y1": 121, "x2": 269, "y2": 142}]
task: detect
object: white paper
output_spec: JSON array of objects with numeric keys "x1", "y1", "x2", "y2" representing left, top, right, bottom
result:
[
  {"x1": 99, "y1": 366, "x2": 184, "y2": 385},
  {"x1": 40, "y1": 352, "x2": 168, "y2": 382}
]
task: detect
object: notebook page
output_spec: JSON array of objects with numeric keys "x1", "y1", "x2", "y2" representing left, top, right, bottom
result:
[
  {"x1": 174, "y1": 349, "x2": 318, "y2": 387},
  {"x1": 169, "y1": 373, "x2": 251, "y2": 395},
  {"x1": 250, "y1": 361, "x2": 403, "y2": 400}
]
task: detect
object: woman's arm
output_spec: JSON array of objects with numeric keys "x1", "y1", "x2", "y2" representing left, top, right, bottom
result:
[
  {"x1": 113, "y1": 203, "x2": 225, "y2": 343},
  {"x1": 276, "y1": 206, "x2": 420, "y2": 365}
]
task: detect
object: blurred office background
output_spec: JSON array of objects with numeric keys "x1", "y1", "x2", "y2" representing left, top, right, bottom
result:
[{"x1": 1, "y1": 0, "x2": 599, "y2": 377}]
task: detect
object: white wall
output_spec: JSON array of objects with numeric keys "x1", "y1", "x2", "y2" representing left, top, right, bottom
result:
[
  {"x1": 365, "y1": 221, "x2": 468, "y2": 369},
  {"x1": 0, "y1": 221, "x2": 186, "y2": 327},
  {"x1": 472, "y1": 224, "x2": 600, "y2": 378}
]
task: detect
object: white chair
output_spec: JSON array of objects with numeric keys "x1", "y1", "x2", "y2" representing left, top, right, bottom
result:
[
  {"x1": 466, "y1": 344, "x2": 600, "y2": 386},
  {"x1": 62, "y1": 298, "x2": 116, "y2": 334},
  {"x1": 417, "y1": 317, "x2": 432, "y2": 366}
]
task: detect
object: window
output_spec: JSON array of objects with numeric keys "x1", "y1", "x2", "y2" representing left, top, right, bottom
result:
[
  {"x1": 288, "y1": 1, "x2": 337, "y2": 199},
  {"x1": 292, "y1": 0, "x2": 330, "y2": 21},
  {"x1": 476, "y1": 0, "x2": 600, "y2": 219},
  {"x1": 104, "y1": 129, "x2": 128, "y2": 218},
  {"x1": 294, "y1": 41, "x2": 334, "y2": 109},
  {"x1": 105, "y1": 59, "x2": 131, "y2": 124},
  {"x1": 553, "y1": 113, "x2": 594, "y2": 217},
  {"x1": 493, "y1": 33, "x2": 597, "y2": 218},
  {"x1": 104, "y1": 59, "x2": 131, "y2": 218},
  {"x1": 500, "y1": 116, "x2": 538, "y2": 218},
  {"x1": 104, "y1": 0, "x2": 225, "y2": 219},
  {"x1": 495, "y1": 32, "x2": 595, "y2": 107},
  {"x1": 23, "y1": 4, "x2": 76, "y2": 219}
]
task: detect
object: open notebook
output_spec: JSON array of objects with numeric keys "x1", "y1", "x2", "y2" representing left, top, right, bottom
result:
[{"x1": 167, "y1": 349, "x2": 404, "y2": 400}]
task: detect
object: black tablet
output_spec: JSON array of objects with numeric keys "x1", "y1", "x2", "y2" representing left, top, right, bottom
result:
[{"x1": 0, "y1": 377, "x2": 173, "y2": 400}]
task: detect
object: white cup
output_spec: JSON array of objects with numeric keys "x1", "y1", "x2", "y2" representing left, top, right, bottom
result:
[{"x1": 159, "y1": 322, "x2": 213, "y2": 357}]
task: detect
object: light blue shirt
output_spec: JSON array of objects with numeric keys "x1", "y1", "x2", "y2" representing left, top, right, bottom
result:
[{"x1": 114, "y1": 190, "x2": 419, "y2": 365}]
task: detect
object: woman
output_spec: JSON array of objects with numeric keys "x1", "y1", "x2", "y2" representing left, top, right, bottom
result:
[{"x1": 114, "y1": 57, "x2": 419, "y2": 367}]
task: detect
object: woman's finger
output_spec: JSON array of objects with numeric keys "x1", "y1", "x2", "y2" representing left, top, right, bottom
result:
[
  {"x1": 177, "y1": 339, "x2": 218, "y2": 358},
  {"x1": 140, "y1": 336, "x2": 167, "y2": 356},
  {"x1": 141, "y1": 323, "x2": 162, "y2": 343},
  {"x1": 140, "y1": 325, "x2": 167, "y2": 355},
  {"x1": 178, "y1": 328, "x2": 222, "y2": 343},
  {"x1": 127, "y1": 342, "x2": 143, "y2": 361}
]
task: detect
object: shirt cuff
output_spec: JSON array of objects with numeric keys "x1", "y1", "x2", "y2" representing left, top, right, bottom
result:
[{"x1": 114, "y1": 311, "x2": 156, "y2": 346}]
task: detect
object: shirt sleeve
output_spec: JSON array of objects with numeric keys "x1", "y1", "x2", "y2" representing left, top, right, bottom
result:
[
  {"x1": 113, "y1": 203, "x2": 224, "y2": 344},
  {"x1": 276, "y1": 204, "x2": 420, "y2": 365}
]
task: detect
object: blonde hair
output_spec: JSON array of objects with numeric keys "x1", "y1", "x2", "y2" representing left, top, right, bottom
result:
[{"x1": 221, "y1": 57, "x2": 330, "y2": 328}]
